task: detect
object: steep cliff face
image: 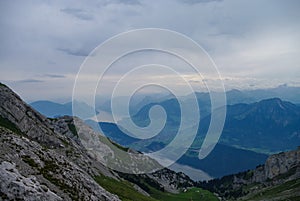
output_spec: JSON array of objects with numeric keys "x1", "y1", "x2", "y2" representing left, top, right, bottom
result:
[
  {"x1": 0, "y1": 84, "x2": 62, "y2": 148},
  {"x1": 264, "y1": 148, "x2": 300, "y2": 179},
  {"x1": 250, "y1": 147, "x2": 300, "y2": 184}
]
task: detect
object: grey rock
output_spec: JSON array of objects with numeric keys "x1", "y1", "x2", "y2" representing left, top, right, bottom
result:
[
  {"x1": 0, "y1": 85, "x2": 62, "y2": 148},
  {"x1": 0, "y1": 161, "x2": 62, "y2": 201},
  {"x1": 265, "y1": 147, "x2": 300, "y2": 179},
  {"x1": 0, "y1": 127, "x2": 121, "y2": 201}
]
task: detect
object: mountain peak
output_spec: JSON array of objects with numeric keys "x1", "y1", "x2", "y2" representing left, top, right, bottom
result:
[
  {"x1": 227, "y1": 89, "x2": 243, "y2": 94},
  {"x1": 256, "y1": 97, "x2": 298, "y2": 112}
]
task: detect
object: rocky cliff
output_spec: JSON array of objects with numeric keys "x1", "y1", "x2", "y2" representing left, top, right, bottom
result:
[
  {"x1": 251, "y1": 147, "x2": 300, "y2": 183},
  {"x1": 264, "y1": 148, "x2": 300, "y2": 179},
  {"x1": 199, "y1": 147, "x2": 300, "y2": 200}
]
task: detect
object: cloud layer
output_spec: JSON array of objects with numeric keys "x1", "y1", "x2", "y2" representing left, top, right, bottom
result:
[{"x1": 0, "y1": 0, "x2": 299, "y2": 101}]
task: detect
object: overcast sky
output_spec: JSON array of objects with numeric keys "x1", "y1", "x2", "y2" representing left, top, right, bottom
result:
[{"x1": 0, "y1": 0, "x2": 299, "y2": 102}]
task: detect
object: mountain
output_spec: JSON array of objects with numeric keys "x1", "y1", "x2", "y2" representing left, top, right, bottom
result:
[
  {"x1": 96, "y1": 93, "x2": 172, "y2": 119},
  {"x1": 212, "y1": 98, "x2": 300, "y2": 153},
  {"x1": 196, "y1": 85, "x2": 300, "y2": 105},
  {"x1": 198, "y1": 147, "x2": 300, "y2": 200},
  {"x1": 127, "y1": 87, "x2": 300, "y2": 130},
  {"x1": 105, "y1": 97, "x2": 299, "y2": 179},
  {"x1": 225, "y1": 89, "x2": 254, "y2": 105},
  {"x1": 178, "y1": 98, "x2": 300, "y2": 177},
  {"x1": 244, "y1": 84, "x2": 300, "y2": 104},
  {"x1": 30, "y1": 100, "x2": 99, "y2": 119},
  {"x1": 0, "y1": 83, "x2": 217, "y2": 200}
]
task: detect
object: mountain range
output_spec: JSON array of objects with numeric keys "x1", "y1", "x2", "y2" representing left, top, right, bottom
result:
[
  {"x1": 28, "y1": 85, "x2": 300, "y2": 180},
  {"x1": 30, "y1": 100, "x2": 99, "y2": 119},
  {"x1": 119, "y1": 97, "x2": 300, "y2": 178},
  {"x1": 29, "y1": 85, "x2": 300, "y2": 122},
  {"x1": 1, "y1": 83, "x2": 300, "y2": 200}
]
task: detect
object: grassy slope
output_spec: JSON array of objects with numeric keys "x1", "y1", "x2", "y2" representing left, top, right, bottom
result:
[
  {"x1": 149, "y1": 187, "x2": 218, "y2": 201},
  {"x1": 94, "y1": 174, "x2": 218, "y2": 201},
  {"x1": 240, "y1": 178, "x2": 300, "y2": 201}
]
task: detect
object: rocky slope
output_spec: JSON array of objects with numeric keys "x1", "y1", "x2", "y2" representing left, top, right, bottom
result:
[
  {"x1": 0, "y1": 83, "x2": 201, "y2": 201},
  {"x1": 253, "y1": 148, "x2": 300, "y2": 182},
  {"x1": 0, "y1": 83, "x2": 121, "y2": 200},
  {"x1": 199, "y1": 147, "x2": 300, "y2": 200}
]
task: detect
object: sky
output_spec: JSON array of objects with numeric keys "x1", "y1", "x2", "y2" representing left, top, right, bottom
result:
[{"x1": 0, "y1": 0, "x2": 300, "y2": 102}]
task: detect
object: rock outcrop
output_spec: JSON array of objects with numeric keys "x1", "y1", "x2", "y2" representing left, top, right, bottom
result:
[
  {"x1": 0, "y1": 126, "x2": 120, "y2": 201},
  {"x1": 199, "y1": 147, "x2": 300, "y2": 200},
  {"x1": 264, "y1": 147, "x2": 300, "y2": 179},
  {"x1": 251, "y1": 147, "x2": 300, "y2": 183},
  {"x1": 0, "y1": 84, "x2": 62, "y2": 148},
  {"x1": 0, "y1": 161, "x2": 62, "y2": 201}
]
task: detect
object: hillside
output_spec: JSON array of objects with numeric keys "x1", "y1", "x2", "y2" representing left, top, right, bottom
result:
[
  {"x1": 214, "y1": 98, "x2": 300, "y2": 153},
  {"x1": 0, "y1": 83, "x2": 218, "y2": 200}
]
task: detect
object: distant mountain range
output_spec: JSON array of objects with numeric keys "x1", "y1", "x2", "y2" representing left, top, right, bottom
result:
[
  {"x1": 30, "y1": 100, "x2": 99, "y2": 119},
  {"x1": 29, "y1": 85, "x2": 300, "y2": 180},
  {"x1": 30, "y1": 85, "x2": 300, "y2": 120},
  {"x1": 219, "y1": 84, "x2": 300, "y2": 104},
  {"x1": 95, "y1": 97, "x2": 300, "y2": 179},
  {"x1": 96, "y1": 93, "x2": 172, "y2": 119},
  {"x1": 126, "y1": 97, "x2": 300, "y2": 150}
]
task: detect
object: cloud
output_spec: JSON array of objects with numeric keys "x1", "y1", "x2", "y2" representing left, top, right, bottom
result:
[
  {"x1": 106, "y1": 0, "x2": 141, "y2": 5},
  {"x1": 179, "y1": 0, "x2": 223, "y2": 4},
  {"x1": 17, "y1": 79, "x2": 44, "y2": 83},
  {"x1": 60, "y1": 8, "x2": 93, "y2": 21},
  {"x1": 56, "y1": 47, "x2": 90, "y2": 57},
  {"x1": 0, "y1": 0, "x2": 299, "y2": 101},
  {"x1": 43, "y1": 74, "x2": 66, "y2": 78}
]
